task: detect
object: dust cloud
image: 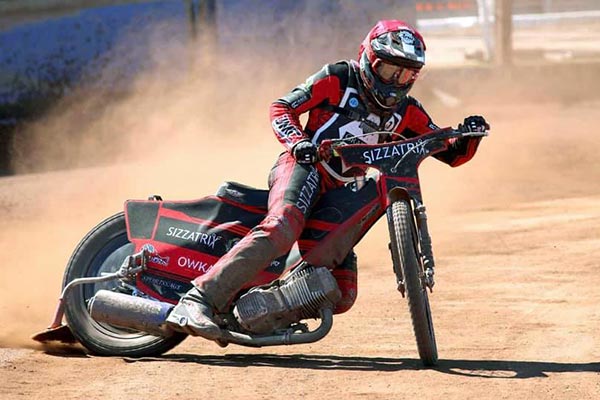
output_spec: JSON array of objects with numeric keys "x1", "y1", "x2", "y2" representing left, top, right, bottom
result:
[
  {"x1": 0, "y1": 14, "x2": 352, "y2": 348},
  {"x1": 1, "y1": 14, "x2": 599, "y2": 349}
]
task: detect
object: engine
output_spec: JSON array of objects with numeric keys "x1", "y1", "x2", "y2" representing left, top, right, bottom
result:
[{"x1": 232, "y1": 266, "x2": 341, "y2": 334}]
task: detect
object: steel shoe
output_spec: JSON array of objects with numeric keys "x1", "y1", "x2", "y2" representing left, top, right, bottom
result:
[{"x1": 166, "y1": 288, "x2": 222, "y2": 340}]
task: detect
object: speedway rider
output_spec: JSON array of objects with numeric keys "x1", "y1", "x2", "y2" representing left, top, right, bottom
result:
[{"x1": 166, "y1": 20, "x2": 490, "y2": 339}]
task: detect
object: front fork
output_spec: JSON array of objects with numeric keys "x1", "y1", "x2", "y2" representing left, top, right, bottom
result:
[
  {"x1": 389, "y1": 199, "x2": 436, "y2": 296},
  {"x1": 414, "y1": 201, "x2": 436, "y2": 291}
]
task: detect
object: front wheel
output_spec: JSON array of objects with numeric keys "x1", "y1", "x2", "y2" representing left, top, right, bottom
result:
[
  {"x1": 387, "y1": 200, "x2": 438, "y2": 366},
  {"x1": 63, "y1": 212, "x2": 187, "y2": 357}
]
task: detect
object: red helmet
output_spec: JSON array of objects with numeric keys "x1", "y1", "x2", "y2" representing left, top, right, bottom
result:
[{"x1": 358, "y1": 20, "x2": 426, "y2": 109}]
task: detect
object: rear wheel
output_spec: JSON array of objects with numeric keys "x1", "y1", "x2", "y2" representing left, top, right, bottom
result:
[
  {"x1": 387, "y1": 200, "x2": 438, "y2": 366},
  {"x1": 63, "y1": 213, "x2": 187, "y2": 357}
]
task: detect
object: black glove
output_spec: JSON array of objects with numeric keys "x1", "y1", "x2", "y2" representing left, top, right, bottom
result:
[
  {"x1": 292, "y1": 140, "x2": 318, "y2": 164},
  {"x1": 458, "y1": 115, "x2": 490, "y2": 133}
]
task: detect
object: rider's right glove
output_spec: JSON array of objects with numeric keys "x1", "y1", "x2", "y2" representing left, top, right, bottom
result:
[
  {"x1": 458, "y1": 115, "x2": 490, "y2": 133},
  {"x1": 292, "y1": 140, "x2": 319, "y2": 164}
]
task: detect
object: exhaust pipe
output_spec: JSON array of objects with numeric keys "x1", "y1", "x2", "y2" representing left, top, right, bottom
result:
[
  {"x1": 89, "y1": 290, "x2": 174, "y2": 337},
  {"x1": 89, "y1": 290, "x2": 334, "y2": 347}
]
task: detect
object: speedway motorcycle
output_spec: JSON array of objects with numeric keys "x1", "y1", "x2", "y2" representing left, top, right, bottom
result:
[{"x1": 33, "y1": 127, "x2": 487, "y2": 366}]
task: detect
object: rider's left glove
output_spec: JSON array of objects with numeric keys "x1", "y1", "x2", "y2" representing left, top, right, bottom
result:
[
  {"x1": 458, "y1": 115, "x2": 490, "y2": 133},
  {"x1": 292, "y1": 140, "x2": 319, "y2": 164}
]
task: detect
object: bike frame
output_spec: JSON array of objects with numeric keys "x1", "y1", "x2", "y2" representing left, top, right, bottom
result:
[
  {"x1": 34, "y1": 127, "x2": 486, "y2": 352},
  {"x1": 300, "y1": 128, "x2": 455, "y2": 286},
  {"x1": 125, "y1": 128, "x2": 469, "y2": 304}
]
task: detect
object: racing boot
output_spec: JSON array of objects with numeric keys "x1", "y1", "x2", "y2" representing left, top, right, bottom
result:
[
  {"x1": 166, "y1": 286, "x2": 222, "y2": 340},
  {"x1": 167, "y1": 213, "x2": 302, "y2": 339}
]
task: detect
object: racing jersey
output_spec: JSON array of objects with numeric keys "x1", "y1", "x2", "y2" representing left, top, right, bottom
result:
[{"x1": 270, "y1": 60, "x2": 481, "y2": 185}]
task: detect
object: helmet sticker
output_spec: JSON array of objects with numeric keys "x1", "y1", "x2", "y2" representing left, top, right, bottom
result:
[
  {"x1": 397, "y1": 31, "x2": 417, "y2": 56},
  {"x1": 399, "y1": 31, "x2": 415, "y2": 45}
]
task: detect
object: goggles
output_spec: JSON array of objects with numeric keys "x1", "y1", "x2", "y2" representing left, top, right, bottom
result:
[{"x1": 373, "y1": 60, "x2": 420, "y2": 86}]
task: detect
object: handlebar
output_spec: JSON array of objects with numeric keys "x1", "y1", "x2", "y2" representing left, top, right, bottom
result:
[
  {"x1": 458, "y1": 130, "x2": 490, "y2": 138},
  {"x1": 318, "y1": 127, "x2": 488, "y2": 159}
]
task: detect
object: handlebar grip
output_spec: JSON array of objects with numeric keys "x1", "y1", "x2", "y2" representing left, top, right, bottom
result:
[
  {"x1": 317, "y1": 139, "x2": 335, "y2": 161},
  {"x1": 460, "y1": 130, "x2": 489, "y2": 138}
]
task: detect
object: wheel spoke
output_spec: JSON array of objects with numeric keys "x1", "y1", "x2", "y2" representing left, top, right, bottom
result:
[{"x1": 387, "y1": 200, "x2": 438, "y2": 366}]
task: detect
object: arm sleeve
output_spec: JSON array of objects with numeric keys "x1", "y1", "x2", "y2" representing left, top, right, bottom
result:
[
  {"x1": 436, "y1": 135, "x2": 482, "y2": 167},
  {"x1": 270, "y1": 65, "x2": 342, "y2": 151},
  {"x1": 394, "y1": 98, "x2": 481, "y2": 167}
]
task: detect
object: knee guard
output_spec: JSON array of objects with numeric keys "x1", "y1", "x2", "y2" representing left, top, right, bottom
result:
[{"x1": 332, "y1": 250, "x2": 358, "y2": 314}]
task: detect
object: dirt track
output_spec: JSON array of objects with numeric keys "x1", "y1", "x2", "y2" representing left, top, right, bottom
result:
[
  {"x1": 0, "y1": 94, "x2": 598, "y2": 399},
  {"x1": 1, "y1": 29, "x2": 600, "y2": 400}
]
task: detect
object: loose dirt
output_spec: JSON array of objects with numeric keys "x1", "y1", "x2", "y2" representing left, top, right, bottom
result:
[{"x1": 1, "y1": 23, "x2": 599, "y2": 400}]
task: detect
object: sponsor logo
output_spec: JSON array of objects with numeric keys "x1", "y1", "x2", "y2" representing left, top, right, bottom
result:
[
  {"x1": 177, "y1": 256, "x2": 212, "y2": 273},
  {"x1": 384, "y1": 113, "x2": 402, "y2": 132},
  {"x1": 166, "y1": 227, "x2": 222, "y2": 249},
  {"x1": 362, "y1": 140, "x2": 428, "y2": 164},
  {"x1": 141, "y1": 275, "x2": 186, "y2": 292},
  {"x1": 399, "y1": 30, "x2": 415, "y2": 45},
  {"x1": 225, "y1": 188, "x2": 244, "y2": 199},
  {"x1": 348, "y1": 97, "x2": 359, "y2": 108},
  {"x1": 296, "y1": 167, "x2": 320, "y2": 214},
  {"x1": 338, "y1": 116, "x2": 380, "y2": 145},
  {"x1": 290, "y1": 90, "x2": 310, "y2": 108},
  {"x1": 150, "y1": 255, "x2": 170, "y2": 267},
  {"x1": 272, "y1": 115, "x2": 303, "y2": 144},
  {"x1": 142, "y1": 243, "x2": 157, "y2": 253},
  {"x1": 341, "y1": 132, "x2": 367, "y2": 145},
  {"x1": 141, "y1": 243, "x2": 170, "y2": 267}
]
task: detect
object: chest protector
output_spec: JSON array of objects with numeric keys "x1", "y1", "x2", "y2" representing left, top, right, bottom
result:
[{"x1": 307, "y1": 62, "x2": 405, "y2": 181}]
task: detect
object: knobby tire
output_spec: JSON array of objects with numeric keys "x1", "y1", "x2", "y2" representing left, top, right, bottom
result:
[{"x1": 388, "y1": 200, "x2": 438, "y2": 366}]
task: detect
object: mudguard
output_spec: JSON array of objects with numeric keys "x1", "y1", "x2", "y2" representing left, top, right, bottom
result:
[{"x1": 125, "y1": 182, "x2": 271, "y2": 303}]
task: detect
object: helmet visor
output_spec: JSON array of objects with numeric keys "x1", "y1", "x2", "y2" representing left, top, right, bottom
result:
[{"x1": 374, "y1": 60, "x2": 420, "y2": 86}]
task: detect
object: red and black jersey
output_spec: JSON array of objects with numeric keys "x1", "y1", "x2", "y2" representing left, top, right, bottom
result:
[{"x1": 270, "y1": 60, "x2": 481, "y2": 184}]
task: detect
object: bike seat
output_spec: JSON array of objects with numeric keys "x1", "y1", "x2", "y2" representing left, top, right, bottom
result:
[{"x1": 215, "y1": 181, "x2": 269, "y2": 209}]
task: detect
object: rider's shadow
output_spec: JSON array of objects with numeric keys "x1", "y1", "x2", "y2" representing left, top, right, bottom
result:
[{"x1": 123, "y1": 354, "x2": 600, "y2": 379}]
